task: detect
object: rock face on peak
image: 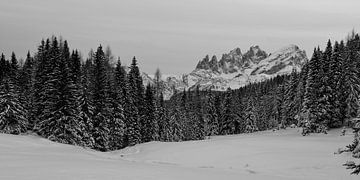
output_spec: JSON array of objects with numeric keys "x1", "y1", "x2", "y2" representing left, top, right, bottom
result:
[
  {"x1": 250, "y1": 45, "x2": 307, "y2": 76},
  {"x1": 196, "y1": 46, "x2": 269, "y2": 75},
  {"x1": 195, "y1": 55, "x2": 210, "y2": 70},
  {"x1": 243, "y1": 45, "x2": 268, "y2": 64},
  {"x1": 142, "y1": 44, "x2": 308, "y2": 100}
]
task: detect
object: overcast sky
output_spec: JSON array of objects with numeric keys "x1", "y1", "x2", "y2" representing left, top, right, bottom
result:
[{"x1": 0, "y1": 0, "x2": 360, "y2": 74}]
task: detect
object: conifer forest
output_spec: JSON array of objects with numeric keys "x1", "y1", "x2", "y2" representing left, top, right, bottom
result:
[{"x1": 1, "y1": 32, "x2": 360, "y2": 175}]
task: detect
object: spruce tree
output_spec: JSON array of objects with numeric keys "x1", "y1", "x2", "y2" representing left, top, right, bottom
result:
[
  {"x1": 127, "y1": 57, "x2": 144, "y2": 143},
  {"x1": 0, "y1": 66, "x2": 28, "y2": 134},
  {"x1": 142, "y1": 84, "x2": 159, "y2": 142},
  {"x1": 220, "y1": 88, "x2": 236, "y2": 135},
  {"x1": 169, "y1": 102, "x2": 184, "y2": 141},
  {"x1": 108, "y1": 77, "x2": 125, "y2": 150},
  {"x1": 282, "y1": 69, "x2": 300, "y2": 126},
  {"x1": 244, "y1": 96, "x2": 258, "y2": 133},
  {"x1": 327, "y1": 42, "x2": 345, "y2": 127},
  {"x1": 34, "y1": 38, "x2": 61, "y2": 136},
  {"x1": 35, "y1": 38, "x2": 86, "y2": 146},
  {"x1": 158, "y1": 93, "x2": 171, "y2": 141},
  {"x1": 78, "y1": 58, "x2": 95, "y2": 147},
  {"x1": 302, "y1": 48, "x2": 324, "y2": 132},
  {"x1": 19, "y1": 51, "x2": 35, "y2": 129},
  {"x1": 115, "y1": 58, "x2": 141, "y2": 146},
  {"x1": 91, "y1": 45, "x2": 110, "y2": 151},
  {"x1": 0, "y1": 53, "x2": 7, "y2": 80},
  {"x1": 194, "y1": 86, "x2": 205, "y2": 139},
  {"x1": 205, "y1": 90, "x2": 219, "y2": 136},
  {"x1": 105, "y1": 59, "x2": 128, "y2": 150}
]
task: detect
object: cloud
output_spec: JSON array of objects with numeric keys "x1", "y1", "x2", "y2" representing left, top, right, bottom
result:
[{"x1": 0, "y1": 0, "x2": 359, "y2": 74}]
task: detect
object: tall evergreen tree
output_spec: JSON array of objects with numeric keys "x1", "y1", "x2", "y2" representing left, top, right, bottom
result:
[
  {"x1": 0, "y1": 53, "x2": 7, "y2": 80},
  {"x1": 0, "y1": 61, "x2": 28, "y2": 134},
  {"x1": 158, "y1": 93, "x2": 171, "y2": 141},
  {"x1": 91, "y1": 45, "x2": 110, "y2": 151},
  {"x1": 205, "y1": 90, "x2": 219, "y2": 136},
  {"x1": 35, "y1": 38, "x2": 86, "y2": 146},
  {"x1": 19, "y1": 51, "x2": 35, "y2": 129},
  {"x1": 282, "y1": 69, "x2": 300, "y2": 126},
  {"x1": 329, "y1": 42, "x2": 346, "y2": 127},
  {"x1": 194, "y1": 86, "x2": 205, "y2": 139},
  {"x1": 244, "y1": 96, "x2": 258, "y2": 133},
  {"x1": 302, "y1": 48, "x2": 324, "y2": 131},
  {"x1": 220, "y1": 88, "x2": 236, "y2": 135},
  {"x1": 128, "y1": 57, "x2": 144, "y2": 143},
  {"x1": 79, "y1": 58, "x2": 95, "y2": 147},
  {"x1": 142, "y1": 84, "x2": 159, "y2": 142}
]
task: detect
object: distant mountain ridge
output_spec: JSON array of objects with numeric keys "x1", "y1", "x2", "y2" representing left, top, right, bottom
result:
[{"x1": 142, "y1": 44, "x2": 308, "y2": 100}]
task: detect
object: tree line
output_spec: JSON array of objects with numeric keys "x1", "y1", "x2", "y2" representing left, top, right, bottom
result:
[
  {"x1": 0, "y1": 34, "x2": 360, "y2": 174},
  {"x1": 0, "y1": 36, "x2": 166, "y2": 151}
]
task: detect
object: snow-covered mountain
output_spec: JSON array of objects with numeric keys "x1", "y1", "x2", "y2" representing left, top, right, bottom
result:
[{"x1": 142, "y1": 45, "x2": 308, "y2": 100}]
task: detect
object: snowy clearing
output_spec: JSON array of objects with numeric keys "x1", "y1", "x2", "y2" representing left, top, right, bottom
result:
[{"x1": 0, "y1": 128, "x2": 358, "y2": 180}]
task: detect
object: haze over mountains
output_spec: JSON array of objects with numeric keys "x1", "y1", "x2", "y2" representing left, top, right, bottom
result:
[{"x1": 143, "y1": 44, "x2": 308, "y2": 99}]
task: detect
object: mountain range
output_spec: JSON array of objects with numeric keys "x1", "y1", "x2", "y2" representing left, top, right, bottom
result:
[{"x1": 142, "y1": 44, "x2": 308, "y2": 100}]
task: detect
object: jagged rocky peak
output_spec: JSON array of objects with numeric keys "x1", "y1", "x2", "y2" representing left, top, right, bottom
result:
[
  {"x1": 243, "y1": 45, "x2": 268, "y2": 64},
  {"x1": 144, "y1": 44, "x2": 308, "y2": 100},
  {"x1": 229, "y1": 47, "x2": 242, "y2": 56},
  {"x1": 209, "y1": 55, "x2": 219, "y2": 72},
  {"x1": 195, "y1": 55, "x2": 210, "y2": 70},
  {"x1": 196, "y1": 54, "x2": 220, "y2": 72},
  {"x1": 218, "y1": 47, "x2": 243, "y2": 74}
]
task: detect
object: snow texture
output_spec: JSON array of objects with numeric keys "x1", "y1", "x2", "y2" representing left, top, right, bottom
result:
[{"x1": 0, "y1": 128, "x2": 358, "y2": 180}]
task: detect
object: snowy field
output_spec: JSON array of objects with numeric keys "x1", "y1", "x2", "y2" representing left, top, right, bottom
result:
[{"x1": 0, "y1": 128, "x2": 358, "y2": 180}]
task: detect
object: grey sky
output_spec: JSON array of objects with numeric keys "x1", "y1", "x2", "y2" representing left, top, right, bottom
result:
[{"x1": 0, "y1": 0, "x2": 360, "y2": 74}]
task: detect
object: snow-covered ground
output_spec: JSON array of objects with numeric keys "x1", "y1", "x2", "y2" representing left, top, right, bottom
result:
[{"x1": 0, "y1": 128, "x2": 358, "y2": 180}]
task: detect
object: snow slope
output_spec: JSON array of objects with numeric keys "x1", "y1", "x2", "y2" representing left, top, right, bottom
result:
[{"x1": 0, "y1": 129, "x2": 358, "y2": 180}]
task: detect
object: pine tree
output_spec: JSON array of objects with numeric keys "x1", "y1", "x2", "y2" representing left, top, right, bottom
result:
[
  {"x1": 205, "y1": 90, "x2": 219, "y2": 136},
  {"x1": 220, "y1": 88, "x2": 236, "y2": 135},
  {"x1": 169, "y1": 102, "x2": 184, "y2": 141},
  {"x1": 34, "y1": 38, "x2": 61, "y2": 136},
  {"x1": 233, "y1": 91, "x2": 246, "y2": 133},
  {"x1": 142, "y1": 84, "x2": 159, "y2": 142},
  {"x1": 10, "y1": 52, "x2": 19, "y2": 77},
  {"x1": 244, "y1": 96, "x2": 258, "y2": 133},
  {"x1": 108, "y1": 81, "x2": 125, "y2": 150},
  {"x1": 114, "y1": 58, "x2": 140, "y2": 146},
  {"x1": 79, "y1": 58, "x2": 95, "y2": 147},
  {"x1": 275, "y1": 84, "x2": 285, "y2": 126},
  {"x1": 0, "y1": 53, "x2": 7, "y2": 80},
  {"x1": 154, "y1": 68, "x2": 163, "y2": 98},
  {"x1": 0, "y1": 67, "x2": 28, "y2": 134},
  {"x1": 19, "y1": 51, "x2": 35, "y2": 129},
  {"x1": 35, "y1": 38, "x2": 86, "y2": 146},
  {"x1": 302, "y1": 48, "x2": 324, "y2": 132},
  {"x1": 91, "y1": 45, "x2": 110, "y2": 151},
  {"x1": 70, "y1": 50, "x2": 82, "y2": 84},
  {"x1": 158, "y1": 93, "x2": 171, "y2": 141},
  {"x1": 296, "y1": 61, "x2": 309, "y2": 120},
  {"x1": 282, "y1": 69, "x2": 300, "y2": 126},
  {"x1": 127, "y1": 57, "x2": 144, "y2": 143},
  {"x1": 194, "y1": 86, "x2": 205, "y2": 139},
  {"x1": 105, "y1": 59, "x2": 127, "y2": 150},
  {"x1": 214, "y1": 93, "x2": 222, "y2": 133},
  {"x1": 326, "y1": 42, "x2": 345, "y2": 128},
  {"x1": 343, "y1": 51, "x2": 360, "y2": 122},
  {"x1": 180, "y1": 89, "x2": 193, "y2": 140}
]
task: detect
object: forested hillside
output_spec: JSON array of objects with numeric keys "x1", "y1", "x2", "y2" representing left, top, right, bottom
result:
[{"x1": 0, "y1": 33, "x2": 360, "y2": 173}]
